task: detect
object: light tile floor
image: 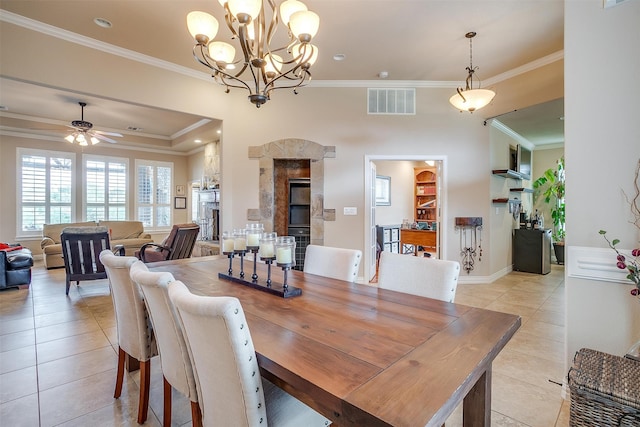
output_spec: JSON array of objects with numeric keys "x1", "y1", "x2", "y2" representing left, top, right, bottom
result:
[{"x1": 0, "y1": 261, "x2": 570, "y2": 426}]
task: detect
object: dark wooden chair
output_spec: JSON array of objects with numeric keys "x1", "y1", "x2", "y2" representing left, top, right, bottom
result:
[
  {"x1": 61, "y1": 226, "x2": 113, "y2": 295},
  {"x1": 136, "y1": 223, "x2": 200, "y2": 263}
]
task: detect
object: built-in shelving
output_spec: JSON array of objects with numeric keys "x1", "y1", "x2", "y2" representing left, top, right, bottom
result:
[
  {"x1": 492, "y1": 170, "x2": 532, "y2": 205},
  {"x1": 415, "y1": 168, "x2": 438, "y2": 223}
]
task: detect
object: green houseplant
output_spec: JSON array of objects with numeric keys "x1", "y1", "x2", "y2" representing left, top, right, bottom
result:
[{"x1": 533, "y1": 157, "x2": 565, "y2": 263}]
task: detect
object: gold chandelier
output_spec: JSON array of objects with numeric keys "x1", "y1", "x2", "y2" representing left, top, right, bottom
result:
[
  {"x1": 187, "y1": 0, "x2": 320, "y2": 108},
  {"x1": 449, "y1": 32, "x2": 495, "y2": 113}
]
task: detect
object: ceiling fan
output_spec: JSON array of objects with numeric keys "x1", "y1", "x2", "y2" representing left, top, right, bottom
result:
[{"x1": 65, "y1": 101, "x2": 122, "y2": 145}]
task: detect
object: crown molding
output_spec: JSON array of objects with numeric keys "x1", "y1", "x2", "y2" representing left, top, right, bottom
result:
[
  {"x1": 489, "y1": 119, "x2": 534, "y2": 150},
  {"x1": 0, "y1": 127, "x2": 195, "y2": 156},
  {"x1": 0, "y1": 10, "x2": 210, "y2": 82}
]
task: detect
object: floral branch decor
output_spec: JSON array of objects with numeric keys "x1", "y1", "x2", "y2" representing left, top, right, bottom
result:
[
  {"x1": 600, "y1": 158, "x2": 640, "y2": 296},
  {"x1": 599, "y1": 231, "x2": 640, "y2": 292}
]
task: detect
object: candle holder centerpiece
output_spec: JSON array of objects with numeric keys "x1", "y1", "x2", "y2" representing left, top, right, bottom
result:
[{"x1": 218, "y1": 229, "x2": 301, "y2": 298}]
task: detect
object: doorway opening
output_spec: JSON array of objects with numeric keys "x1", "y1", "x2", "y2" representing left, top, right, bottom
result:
[{"x1": 364, "y1": 155, "x2": 448, "y2": 283}]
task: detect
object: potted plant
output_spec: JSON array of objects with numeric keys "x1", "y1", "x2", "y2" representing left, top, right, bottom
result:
[{"x1": 533, "y1": 157, "x2": 565, "y2": 264}]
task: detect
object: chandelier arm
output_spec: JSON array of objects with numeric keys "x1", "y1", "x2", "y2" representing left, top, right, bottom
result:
[
  {"x1": 237, "y1": 25, "x2": 256, "y2": 70},
  {"x1": 264, "y1": 67, "x2": 311, "y2": 92},
  {"x1": 257, "y1": 3, "x2": 267, "y2": 61},
  {"x1": 235, "y1": 24, "x2": 263, "y2": 93},
  {"x1": 456, "y1": 87, "x2": 467, "y2": 103},
  {"x1": 193, "y1": 45, "x2": 217, "y2": 70},
  {"x1": 465, "y1": 69, "x2": 474, "y2": 91},
  {"x1": 223, "y1": 3, "x2": 240, "y2": 40},
  {"x1": 265, "y1": 0, "x2": 279, "y2": 49},
  {"x1": 218, "y1": 74, "x2": 253, "y2": 92}
]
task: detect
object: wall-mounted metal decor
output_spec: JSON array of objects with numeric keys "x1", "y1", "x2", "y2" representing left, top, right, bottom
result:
[{"x1": 454, "y1": 217, "x2": 483, "y2": 274}]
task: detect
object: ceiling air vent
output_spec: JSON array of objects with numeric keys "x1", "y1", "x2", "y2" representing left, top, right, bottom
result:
[
  {"x1": 368, "y1": 88, "x2": 415, "y2": 115},
  {"x1": 603, "y1": 0, "x2": 628, "y2": 7}
]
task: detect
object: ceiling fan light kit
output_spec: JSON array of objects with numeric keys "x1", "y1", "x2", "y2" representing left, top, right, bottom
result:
[
  {"x1": 449, "y1": 31, "x2": 496, "y2": 113},
  {"x1": 65, "y1": 102, "x2": 122, "y2": 145},
  {"x1": 187, "y1": 0, "x2": 320, "y2": 108}
]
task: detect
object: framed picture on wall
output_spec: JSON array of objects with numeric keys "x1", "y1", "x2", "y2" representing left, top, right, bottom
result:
[
  {"x1": 176, "y1": 185, "x2": 185, "y2": 196},
  {"x1": 375, "y1": 175, "x2": 391, "y2": 206},
  {"x1": 174, "y1": 197, "x2": 187, "y2": 209}
]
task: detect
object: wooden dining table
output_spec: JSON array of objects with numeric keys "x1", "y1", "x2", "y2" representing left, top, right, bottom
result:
[{"x1": 149, "y1": 255, "x2": 520, "y2": 427}]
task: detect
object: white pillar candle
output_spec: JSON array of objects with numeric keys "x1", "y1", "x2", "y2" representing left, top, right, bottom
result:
[
  {"x1": 234, "y1": 237, "x2": 247, "y2": 251},
  {"x1": 276, "y1": 247, "x2": 292, "y2": 264},
  {"x1": 223, "y1": 238, "x2": 234, "y2": 252},
  {"x1": 247, "y1": 233, "x2": 260, "y2": 247},
  {"x1": 260, "y1": 242, "x2": 274, "y2": 258}
]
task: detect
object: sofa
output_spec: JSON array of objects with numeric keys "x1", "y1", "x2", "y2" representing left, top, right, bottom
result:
[
  {"x1": 0, "y1": 246, "x2": 34, "y2": 290},
  {"x1": 41, "y1": 221, "x2": 153, "y2": 269}
]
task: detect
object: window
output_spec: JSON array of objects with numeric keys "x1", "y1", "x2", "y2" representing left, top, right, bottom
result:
[
  {"x1": 135, "y1": 160, "x2": 172, "y2": 229},
  {"x1": 83, "y1": 155, "x2": 128, "y2": 222},
  {"x1": 18, "y1": 148, "x2": 75, "y2": 236}
]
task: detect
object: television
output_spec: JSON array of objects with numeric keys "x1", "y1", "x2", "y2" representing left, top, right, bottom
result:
[
  {"x1": 509, "y1": 144, "x2": 532, "y2": 180},
  {"x1": 518, "y1": 145, "x2": 532, "y2": 180}
]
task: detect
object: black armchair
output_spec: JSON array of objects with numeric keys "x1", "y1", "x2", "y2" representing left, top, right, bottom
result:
[
  {"x1": 61, "y1": 226, "x2": 112, "y2": 295},
  {"x1": 0, "y1": 247, "x2": 34, "y2": 290},
  {"x1": 135, "y1": 223, "x2": 200, "y2": 263}
]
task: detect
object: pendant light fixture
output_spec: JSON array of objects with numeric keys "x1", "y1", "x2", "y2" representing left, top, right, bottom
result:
[{"x1": 449, "y1": 32, "x2": 495, "y2": 113}]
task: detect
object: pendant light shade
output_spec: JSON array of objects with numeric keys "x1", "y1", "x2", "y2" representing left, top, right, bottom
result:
[
  {"x1": 280, "y1": 0, "x2": 307, "y2": 25},
  {"x1": 187, "y1": 11, "x2": 219, "y2": 44},
  {"x1": 289, "y1": 10, "x2": 319, "y2": 41},
  {"x1": 228, "y1": 0, "x2": 262, "y2": 22},
  {"x1": 449, "y1": 89, "x2": 495, "y2": 113}
]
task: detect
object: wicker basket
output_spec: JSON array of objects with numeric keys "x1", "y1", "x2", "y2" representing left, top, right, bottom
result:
[{"x1": 568, "y1": 348, "x2": 640, "y2": 426}]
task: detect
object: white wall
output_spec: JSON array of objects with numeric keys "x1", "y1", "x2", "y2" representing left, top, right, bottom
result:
[{"x1": 565, "y1": 0, "x2": 640, "y2": 372}]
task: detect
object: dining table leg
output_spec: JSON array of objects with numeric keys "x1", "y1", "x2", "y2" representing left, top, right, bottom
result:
[{"x1": 462, "y1": 366, "x2": 491, "y2": 427}]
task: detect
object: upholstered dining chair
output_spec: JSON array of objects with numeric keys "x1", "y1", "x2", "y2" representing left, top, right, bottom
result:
[
  {"x1": 168, "y1": 281, "x2": 331, "y2": 427},
  {"x1": 61, "y1": 226, "x2": 112, "y2": 295},
  {"x1": 136, "y1": 223, "x2": 200, "y2": 263},
  {"x1": 303, "y1": 245, "x2": 362, "y2": 282},
  {"x1": 129, "y1": 261, "x2": 201, "y2": 427},
  {"x1": 99, "y1": 250, "x2": 157, "y2": 424},
  {"x1": 377, "y1": 251, "x2": 461, "y2": 303}
]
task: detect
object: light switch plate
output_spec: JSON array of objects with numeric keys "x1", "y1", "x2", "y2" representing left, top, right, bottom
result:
[{"x1": 344, "y1": 207, "x2": 357, "y2": 216}]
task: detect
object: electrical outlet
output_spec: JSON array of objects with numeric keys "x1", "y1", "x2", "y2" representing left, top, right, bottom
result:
[
  {"x1": 344, "y1": 207, "x2": 357, "y2": 216},
  {"x1": 496, "y1": 207, "x2": 500, "y2": 215}
]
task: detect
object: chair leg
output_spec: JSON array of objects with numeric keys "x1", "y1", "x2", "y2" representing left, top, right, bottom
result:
[
  {"x1": 114, "y1": 347, "x2": 126, "y2": 398},
  {"x1": 163, "y1": 376, "x2": 172, "y2": 427},
  {"x1": 137, "y1": 360, "x2": 150, "y2": 424},
  {"x1": 191, "y1": 401, "x2": 202, "y2": 427},
  {"x1": 65, "y1": 277, "x2": 71, "y2": 295}
]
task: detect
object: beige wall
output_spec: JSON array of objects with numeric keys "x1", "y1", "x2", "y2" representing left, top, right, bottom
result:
[{"x1": 565, "y1": 0, "x2": 640, "y2": 371}]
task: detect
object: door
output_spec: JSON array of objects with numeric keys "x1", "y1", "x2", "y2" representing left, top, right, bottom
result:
[{"x1": 369, "y1": 161, "x2": 377, "y2": 281}]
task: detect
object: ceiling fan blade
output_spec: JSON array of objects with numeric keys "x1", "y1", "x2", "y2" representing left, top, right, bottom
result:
[
  {"x1": 91, "y1": 132, "x2": 118, "y2": 144},
  {"x1": 93, "y1": 130, "x2": 123, "y2": 137}
]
